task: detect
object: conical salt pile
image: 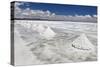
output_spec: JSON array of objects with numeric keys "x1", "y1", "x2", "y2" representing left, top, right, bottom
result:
[
  {"x1": 41, "y1": 26, "x2": 56, "y2": 40},
  {"x1": 72, "y1": 34, "x2": 94, "y2": 51},
  {"x1": 37, "y1": 24, "x2": 46, "y2": 33}
]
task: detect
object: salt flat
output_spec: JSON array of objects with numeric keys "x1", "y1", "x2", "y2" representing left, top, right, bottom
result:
[{"x1": 14, "y1": 20, "x2": 97, "y2": 65}]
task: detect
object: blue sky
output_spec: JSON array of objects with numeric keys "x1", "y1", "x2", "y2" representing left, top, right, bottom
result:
[{"x1": 17, "y1": 1, "x2": 97, "y2": 16}]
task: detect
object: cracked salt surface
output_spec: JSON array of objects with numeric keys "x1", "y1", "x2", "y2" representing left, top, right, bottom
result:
[{"x1": 14, "y1": 20, "x2": 97, "y2": 65}]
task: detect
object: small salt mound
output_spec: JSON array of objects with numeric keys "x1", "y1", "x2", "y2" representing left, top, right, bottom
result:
[
  {"x1": 72, "y1": 34, "x2": 94, "y2": 51},
  {"x1": 32, "y1": 24, "x2": 46, "y2": 32},
  {"x1": 40, "y1": 26, "x2": 56, "y2": 40},
  {"x1": 37, "y1": 24, "x2": 46, "y2": 33}
]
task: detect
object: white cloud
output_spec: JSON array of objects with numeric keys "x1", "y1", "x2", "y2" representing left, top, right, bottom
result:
[
  {"x1": 15, "y1": 2, "x2": 24, "y2": 7},
  {"x1": 75, "y1": 15, "x2": 84, "y2": 18},
  {"x1": 21, "y1": 8, "x2": 31, "y2": 15},
  {"x1": 51, "y1": 13, "x2": 56, "y2": 16},
  {"x1": 93, "y1": 15, "x2": 97, "y2": 17},
  {"x1": 75, "y1": 14, "x2": 92, "y2": 18},
  {"x1": 14, "y1": 2, "x2": 24, "y2": 18},
  {"x1": 84, "y1": 15, "x2": 92, "y2": 18}
]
